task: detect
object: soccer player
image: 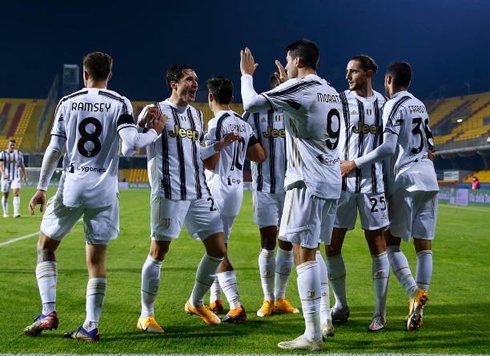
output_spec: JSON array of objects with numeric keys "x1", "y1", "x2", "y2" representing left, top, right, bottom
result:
[
  {"x1": 325, "y1": 55, "x2": 390, "y2": 332},
  {"x1": 136, "y1": 65, "x2": 238, "y2": 333},
  {"x1": 243, "y1": 73, "x2": 300, "y2": 318},
  {"x1": 0, "y1": 139, "x2": 27, "y2": 218},
  {"x1": 203, "y1": 76, "x2": 265, "y2": 323},
  {"x1": 241, "y1": 39, "x2": 342, "y2": 351},
  {"x1": 341, "y1": 61, "x2": 438, "y2": 331},
  {"x1": 24, "y1": 52, "x2": 165, "y2": 342}
]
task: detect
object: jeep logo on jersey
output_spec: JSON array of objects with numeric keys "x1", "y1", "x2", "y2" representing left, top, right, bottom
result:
[
  {"x1": 263, "y1": 127, "x2": 286, "y2": 138},
  {"x1": 352, "y1": 121, "x2": 382, "y2": 134},
  {"x1": 168, "y1": 125, "x2": 199, "y2": 141}
]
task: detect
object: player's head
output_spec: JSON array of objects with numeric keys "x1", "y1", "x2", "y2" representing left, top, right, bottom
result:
[
  {"x1": 207, "y1": 77, "x2": 234, "y2": 107},
  {"x1": 82, "y1": 52, "x2": 113, "y2": 85},
  {"x1": 385, "y1": 61, "x2": 412, "y2": 97},
  {"x1": 8, "y1": 139, "x2": 16, "y2": 152},
  {"x1": 284, "y1": 39, "x2": 319, "y2": 78},
  {"x1": 166, "y1": 64, "x2": 198, "y2": 104},
  {"x1": 269, "y1": 72, "x2": 280, "y2": 89},
  {"x1": 346, "y1": 55, "x2": 377, "y2": 92}
]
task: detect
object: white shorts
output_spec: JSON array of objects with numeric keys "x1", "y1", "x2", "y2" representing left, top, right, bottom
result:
[
  {"x1": 388, "y1": 189, "x2": 438, "y2": 242},
  {"x1": 151, "y1": 195, "x2": 223, "y2": 241},
  {"x1": 40, "y1": 196, "x2": 119, "y2": 245},
  {"x1": 221, "y1": 215, "x2": 237, "y2": 243},
  {"x1": 335, "y1": 191, "x2": 389, "y2": 231},
  {"x1": 1, "y1": 178, "x2": 21, "y2": 193},
  {"x1": 278, "y1": 186, "x2": 338, "y2": 249},
  {"x1": 252, "y1": 190, "x2": 285, "y2": 228}
]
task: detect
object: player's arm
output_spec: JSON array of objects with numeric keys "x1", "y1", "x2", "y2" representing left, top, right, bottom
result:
[
  {"x1": 0, "y1": 160, "x2": 6, "y2": 179},
  {"x1": 340, "y1": 131, "x2": 397, "y2": 177},
  {"x1": 245, "y1": 135, "x2": 265, "y2": 163},
  {"x1": 202, "y1": 133, "x2": 242, "y2": 170},
  {"x1": 20, "y1": 162, "x2": 27, "y2": 182},
  {"x1": 240, "y1": 47, "x2": 272, "y2": 112},
  {"x1": 29, "y1": 135, "x2": 65, "y2": 215}
]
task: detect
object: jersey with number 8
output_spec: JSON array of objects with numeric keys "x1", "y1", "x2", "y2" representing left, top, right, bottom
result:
[
  {"x1": 382, "y1": 91, "x2": 438, "y2": 195},
  {"x1": 261, "y1": 74, "x2": 342, "y2": 199},
  {"x1": 51, "y1": 88, "x2": 134, "y2": 208}
]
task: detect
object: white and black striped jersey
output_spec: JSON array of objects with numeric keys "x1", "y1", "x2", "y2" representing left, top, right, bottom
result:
[
  {"x1": 382, "y1": 91, "x2": 438, "y2": 195},
  {"x1": 204, "y1": 110, "x2": 256, "y2": 216},
  {"x1": 244, "y1": 109, "x2": 286, "y2": 195},
  {"x1": 0, "y1": 149, "x2": 24, "y2": 181},
  {"x1": 338, "y1": 90, "x2": 387, "y2": 194},
  {"x1": 51, "y1": 88, "x2": 135, "y2": 208},
  {"x1": 140, "y1": 99, "x2": 210, "y2": 200},
  {"x1": 261, "y1": 74, "x2": 342, "y2": 200}
]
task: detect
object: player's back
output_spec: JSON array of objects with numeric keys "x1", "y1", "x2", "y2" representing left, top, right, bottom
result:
[
  {"x1": 53, "y1": 88, "x2": 132, "y2": 207},
  {"x1": 264, "y1": 74, "x2": 342, "y2": 199},
  {"x1": 383, "y1": 91, "x2": 438, "y2": 195},
  {"x1": 244, "y1": 109, "x2": 286, "y2": 195},
  {"x1": 205, "y1": 110, "x2": 254, "y2": 216}
]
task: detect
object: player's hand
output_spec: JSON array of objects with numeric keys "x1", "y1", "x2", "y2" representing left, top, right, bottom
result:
[
  {"x1": 148, "y1": 113, "x2": 167, "y2": 135},
  {"x1": 29, "y1": 190, "x2": 46, "y2": 215},
  {"x1": 139, "y1": 104, "x2": 160, "y2": 128},
  {"x1": 215, "y1": 133, "x2": 242, "y2": 151},
  {"x1": 428, "y1": 148, "x2": 436, "y2": 162},
  {"x1": 274, "y1": 60, "x2": 288, "y2": 84},
  {"x1": 240, "y1": 47, "x2": 259, "y2": 76},
  {"x1": 340, "y1": 160, "x2": 357, "y2": 177},
  {"x1": 22, "y1": 175, "x2": 27, "y2": 182},
  {"x1": 2, "y1": 173, "x2": 7, "y2": 179}
]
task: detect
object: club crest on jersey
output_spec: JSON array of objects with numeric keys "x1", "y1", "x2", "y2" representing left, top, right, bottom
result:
[
  {"x1": 306, "y1": 290, "x2": 316, "y2": 299},
  {"x1": 263, "y1": 127, "x2": 286, "y2": 138},
  {"x1": 169, "y1": 125, "x2": 199, "y2": 141}
]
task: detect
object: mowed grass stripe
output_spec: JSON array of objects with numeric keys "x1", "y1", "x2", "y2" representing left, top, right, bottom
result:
[{"x1": 0, "y1": 187, "x2": 489, "y2": 354}]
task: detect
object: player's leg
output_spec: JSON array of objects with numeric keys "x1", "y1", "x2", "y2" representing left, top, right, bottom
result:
[
  {"x1": 316, "y1": 248, "x2": 334, "y2": 338},
  {"x1": 325, "y1": 227, "x2": 349, "y2": 322},
  {"x1": 257, "y1": 225, "x2": 276, "y2": 317},
  {"x1": 184, "y1": 198, "x2": 225, "y2": 325},
  {"x1": 1, "y1": 181, "x2": 9, "y2": 217},
  {"x1": 274, "y1": 239, "x2": 298, "y2": 314},
  {"x1": 13, "y1": 186, "x2": 21, "y2": 217},
  {"x1": 365, "y1": 228, "x2": 388, "y2": 332},
  {"x1": 24, "y1": 197, "x2": 80, "y2": 336}
]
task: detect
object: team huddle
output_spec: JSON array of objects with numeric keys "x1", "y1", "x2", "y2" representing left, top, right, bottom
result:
[{"x1": 21, "y1": 39, "x2": 438, "y2": 351}]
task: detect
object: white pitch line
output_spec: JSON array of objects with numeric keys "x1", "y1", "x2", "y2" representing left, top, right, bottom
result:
[{"x1": 0, "y1": 231, "x2": 39, "y2": 246}]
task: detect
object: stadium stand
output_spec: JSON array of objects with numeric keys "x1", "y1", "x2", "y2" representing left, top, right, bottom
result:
[
  {"x1": 463, "y1": 170, "x2": 490, "y2": 183},
  {"x1": 120, "y1": 169, "x2": 149, "y2": 183}
]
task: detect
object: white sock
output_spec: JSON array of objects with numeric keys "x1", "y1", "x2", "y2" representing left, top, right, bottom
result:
[
  {"x1": 2, "y1": 197, "x2": 8, "y2": 214},
  {"x1": 209, "y1": 278, "x2": 221, "y2": 303},
  {"x1": 372, "y1": 252, "x2": 389, "y2": 317},
  {"x1": 325, "y1": 254, "x2": 347, "y2": 309},
  {"x1": 258, "y1": 248, "x2": 275, "y2": 301},
  {"x1": 387, "y1": 245, "x2": 417, "y2": 298},
  {"x1": 140, "y1": 255, "x2": 163, "y2": 318},
  {"x1": 189, "y1": 254, "x2": 223, "y2": 308},
  {"x1": 217, "y1": 270, "x2": 241, "y2": 310},
  {"x1": 416, "y1": 250, "x2": 433, "y2": 292},
  {"x1": 297, "y1": 261, "x2": 322, "y2": 342},
  {"x1": 83, "y1": 278, "x2": 107, "y2": 331},
  {"x1": 36, "y1": 261, "x2": 58, "y2": 315},
  {"x1": 13, "y1": 196, "x2": 20, "y2": 215},
  {"x1": 316, "y1": 251, "x2": 331, "y2": 324},
  {"x1": 275, "y1": 247, "x2": 293, "y2": 300}
]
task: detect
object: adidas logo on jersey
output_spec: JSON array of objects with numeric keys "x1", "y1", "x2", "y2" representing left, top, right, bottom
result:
[
  {"x1": 169, "y1": 125, "x2": 200, "y2": 141},
  {"x1": 261, "y1": 118, "x2": 267, "y2": 122},
  {"x1": 351, "y1": 110, "x2": 358, "y2": 115}
]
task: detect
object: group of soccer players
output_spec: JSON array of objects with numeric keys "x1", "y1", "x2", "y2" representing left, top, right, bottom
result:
[{"x1": 22, "y1": 38, "x2": 438, "y2": 351}]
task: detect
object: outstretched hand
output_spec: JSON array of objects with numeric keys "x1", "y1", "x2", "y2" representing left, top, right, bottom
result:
[
  {"x1": 29, "y1": 190, "x2": 46, "y2": 215},
  {"x1": 240, "y1": 47, "x2": 259, "y2": 76},
  {"x1": 274, "y1": 60, "x2": 288, "y2": 84}
]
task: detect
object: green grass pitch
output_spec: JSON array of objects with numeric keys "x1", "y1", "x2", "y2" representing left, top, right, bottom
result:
[{"x1": 1, "y1": 187, "x2": 489, "y2": 354}]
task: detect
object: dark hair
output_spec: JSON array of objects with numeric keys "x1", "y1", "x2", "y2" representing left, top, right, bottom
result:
[
  {"x1": 83, "y1": 52, "x2": 113, "y2": 82},
  {"x1": 166, "y1": 64, "x2": 194, "y2": 93},
  {"x1": 207, "y1": 77, "x2": 233, "y2": 105},
  {"x1": 8, "y1": 139, "x2": 16, "y2": 144},
  {"x1": 350, "y1": 54, "x2": 378, "y2": 74},
  {"x1": 386, "y1": 61, "x2": 412, "y2": 88},
  {"x1": 269, "y1": 72, "x2": 279, "y2": 89},
  {"x1": 285, "y1": 39, "x2": 319, "y2": 70}
]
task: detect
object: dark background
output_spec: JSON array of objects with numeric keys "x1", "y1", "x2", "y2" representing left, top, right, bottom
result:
[{"x1": 1, "y1": 0, "x2": 489, "y2": 102}]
